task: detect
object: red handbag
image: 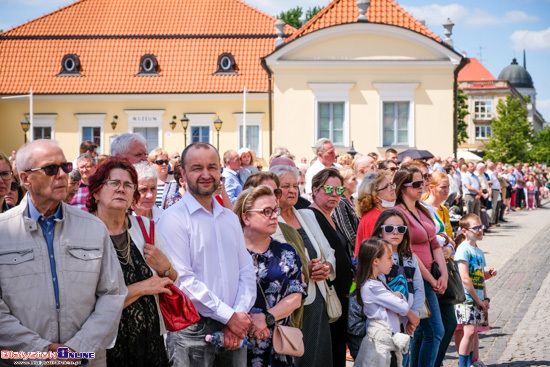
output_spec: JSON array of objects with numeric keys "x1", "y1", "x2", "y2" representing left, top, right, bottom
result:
[{"x1": 136, "y1": 216, "x2": 200, "y2": 331}]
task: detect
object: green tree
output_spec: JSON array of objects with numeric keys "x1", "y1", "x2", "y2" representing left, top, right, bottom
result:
[
  {"x1": 530, "y1": 126, "x2": 550, "y2": 164},
  {"x1": 457, "y1": 88, "x2": 468, "y2": 145},
  {"x1": 483, "y1": 94, "x2": 533, "y2": 163},
  {"x1": 277, "y1": 6, "x2": 323, "y2": 28},
  {"x1": 277, "y1": 6, "x2": 303, "y2": 29}
]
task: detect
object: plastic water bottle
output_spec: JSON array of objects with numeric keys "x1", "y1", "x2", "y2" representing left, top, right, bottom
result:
[{"x1": 205, "y1": 331, "x2": 249, "y2": 348}]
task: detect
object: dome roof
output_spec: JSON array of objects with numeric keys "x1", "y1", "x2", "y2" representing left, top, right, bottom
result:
[{"x1": 498, "y1": 58, "x2": 534, "y2": 88}]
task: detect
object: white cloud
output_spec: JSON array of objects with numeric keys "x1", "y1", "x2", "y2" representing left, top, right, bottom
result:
[
  {"x1": 510, "y1": 27, "x2": 550, "y2": 51},
  {"x1": 537, "y1": 99, "x2": 550, "y2": 121},
  {"x1": 402, "y1": 4, "x2": 469, "y2": 26},
  {"x1": 466, "y1": 9, "x2": 539, "y2": 27},
  {"x1": 402, "y1": 4, "x2": 539, "y2": 29}
]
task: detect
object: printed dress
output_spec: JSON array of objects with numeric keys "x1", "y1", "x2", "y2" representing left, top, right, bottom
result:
[{"x1": 247, "y1": 239, "x2": 307, "y2": 367}]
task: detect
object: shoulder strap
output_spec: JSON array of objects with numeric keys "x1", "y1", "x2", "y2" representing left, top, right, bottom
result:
[
  {"x1": 404, "y1": 205, "x2": 435, "y2": 261},
  {"x1": 136, "y1": 216, "x2": 155, "y2": 246}
]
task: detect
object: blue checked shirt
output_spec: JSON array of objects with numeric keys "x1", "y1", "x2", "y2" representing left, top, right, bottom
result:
[{"x1": 28, "y1": 195, "x2": 63, "y2": 309}]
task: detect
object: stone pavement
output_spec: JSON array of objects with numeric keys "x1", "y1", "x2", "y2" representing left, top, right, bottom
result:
[{"x1": 443, "y1": 202, "x2": 550, "y2": 367}]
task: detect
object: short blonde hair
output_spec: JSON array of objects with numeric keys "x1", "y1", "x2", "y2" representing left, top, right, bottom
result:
[{"x1": 148, "y1": 147, "x2": 168, "y2": 163}]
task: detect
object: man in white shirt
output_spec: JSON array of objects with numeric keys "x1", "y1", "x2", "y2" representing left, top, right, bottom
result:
[
  {"x1": 305, "y1": 138, "x2": 340, "y2": 195},
  {"x1": 221, "y1": 150, "x2": 243, "y2": 204},
  {"x1": 158, "y1": 142, "x2": 256, "y2": 367},
  {"x1": 486, "y1": 161, "x2": 502, "y2": 227}
]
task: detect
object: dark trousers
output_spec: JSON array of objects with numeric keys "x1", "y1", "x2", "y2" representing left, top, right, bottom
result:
[{"x1": 515, "y1": 187, "x2": 525, "y2": 208}]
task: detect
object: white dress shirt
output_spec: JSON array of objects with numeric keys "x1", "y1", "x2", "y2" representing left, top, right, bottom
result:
[
  {"x1": 486, "y1": 169, "x2": 501, "y2": 190},
  {"x1": 157, "y1": 193, "x2": 256, "y2": 324},
  {"x1": 305, "y1": 160, "x2": 342, "y2": 195}
]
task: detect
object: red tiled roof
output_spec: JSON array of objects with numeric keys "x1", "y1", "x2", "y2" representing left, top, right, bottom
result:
[
  {"x1": 458, "y1": 58, "x2": 495, "y2": 82},
  {"x1": 287, "y1": 0, "x2": 442, "y2": 43},
  {"x1": 0, "y1": 0, "x2": 296, "y2": 94}
]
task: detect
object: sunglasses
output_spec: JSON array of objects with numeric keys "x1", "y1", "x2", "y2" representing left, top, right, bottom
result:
[
  {"x1": 381, "y1": 225, "x2": 408, "y2": 234},
  {"x1": 388, "y1": 167, "x2": 398, "y2": 172},
  {"x1": 10, "y1": 181, "x2": 18, "y2": 191},
  {"x1": 0, "y1": 170, "x2": 13, "y2": 181},
  {"x1": 273, "y1": 188, "x2": 282, "y2": 200},
  {"x1": 404, "y1": 180, "x2": 425, "y2": 189},
  {"x1": 246, "y1": 206, "x2": 281, "y2": 218},
  {"x1": 466, "y1": 225, "x2": 483, "y2": 232},
  {"x1": 377, "y1": 183, "x2": 396, "y2": 192},
  {"x1": 153, "y1": 159, "x2": 169, "y2": 165},
  {"x1": 322, "y1": 185, "x2": 345, "y2": 196},
  {"x1": 25, "y1": 162, "x2": 73, "y2": 176}
]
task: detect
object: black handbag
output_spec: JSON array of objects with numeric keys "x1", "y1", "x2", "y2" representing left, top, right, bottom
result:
[
  {"x1": 438, "y1": 259, "x2": 466, "y2": 305},
  {"x1": 429, "y1": 245, "x2": 441, "y2": 280}
]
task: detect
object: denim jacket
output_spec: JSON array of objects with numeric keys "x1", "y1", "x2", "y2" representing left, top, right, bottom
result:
[{"x1": 0, "y1": 198, "x2": 127, "y2": 366}]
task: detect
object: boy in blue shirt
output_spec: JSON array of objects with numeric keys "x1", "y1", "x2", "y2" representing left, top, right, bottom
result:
[{"x1": 454, "y1": 214, "x2": 497, "y2": 367}]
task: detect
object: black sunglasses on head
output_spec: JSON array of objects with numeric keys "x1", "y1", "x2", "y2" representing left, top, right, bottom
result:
[{"x1": 24, "y1": 162, "x2": 73, "y2": 176}]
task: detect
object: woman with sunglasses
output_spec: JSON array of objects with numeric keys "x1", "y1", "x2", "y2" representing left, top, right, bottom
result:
[
  {"x1": 355, "y1": 170, "x2": 396, "y2": 259},
  {"x1": 148, "y1": 148, "x2": 178, "y2": 209},
  {"x1": 378, "y1": 160, "x2": 399, "y2": 177},
  {"x1": 133, "y1": 162, "x2": 164, "y2": 223},
  {"x1": 0, "y1": 152, "x2": 15, "y2": 213},
  {"x1": 331, "y1": 167, "x2": 360, "y2": 259},
  {"x1": 270, "y1": 164, "x2": 335, "y2": 367},
  {"x1": 393, "y1": 165, "x2": 448, "y2": 367},
  {"x1": 86, "y1": 157, "x2": 177, "y2": 367},
  {"x1": 5, "y1": 174, "x2": 26, "y2": 207},
  {"x1": 234, "y1": 185, "x2": 306, "y2": 367},
  {"x1": 308, "y1": 168, "x2": 354, "y2": 367},
  {"x1": 372, "y1": 209, "x2": 424, "y2": 366}
]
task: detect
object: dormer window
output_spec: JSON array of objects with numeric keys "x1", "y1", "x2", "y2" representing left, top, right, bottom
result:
[
  {"x1": 213, "y1": 53, "x2": 238, "y2": 75},
  {"x1": 57, "y1": 54, "x2": 81, "y2": 76},
  {"x1": 137, "y1": 54, "x2": 160, "y2": 76}
]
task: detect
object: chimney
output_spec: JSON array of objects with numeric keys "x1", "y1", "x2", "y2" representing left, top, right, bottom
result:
[
  {"x1": 356, "y1": 0, "x2": 370, "y2": 22},
  {"x1": 274, "y1": 19, "x2": 285, "y2": 49},
  {"x1": 442, "y1": 18, "x2": 454, "y2": 47}
]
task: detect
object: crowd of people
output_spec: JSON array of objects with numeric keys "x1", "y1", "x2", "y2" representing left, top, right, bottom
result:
[{"x1": 0, "y1": 134, "x2": 548, "y2": 367}]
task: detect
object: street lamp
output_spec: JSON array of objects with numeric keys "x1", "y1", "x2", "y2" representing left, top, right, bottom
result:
[
  {"x1": 169, "y1": 115, "x2": 177, "y2": 130},
  {"x1": 111, "y1": 115, "x2": 118, "y2": 130},
  {"x1": 214, "y1": 117, "x2": 223, "y2": 151},
  {"x1": 21, "y1": 119, "x2": 30, "y2": 143},
  {"x1": 347, "y1": 141, "x2": 357, "y2": 159},
  {"x1": 180, "y1": 114, "x2": 189, "y2": 147}
]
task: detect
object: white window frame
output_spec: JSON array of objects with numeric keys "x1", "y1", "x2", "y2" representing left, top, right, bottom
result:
[
  {"x1": 26, "y1": 113, "x2": 57, "y2": 141},
  {"x1": 374, "y1": 82, "x2": 419, "y2": 148},
  {"x1": 75, "y1": 113, "x2": 106, "y2": 154},
  {"x1": 186, "y1": 113, "x2": 215, "y2": 144},
  {"x1": 233, "y1": 113, "x2": 264, "y2": 158},
  {"x1": 475, "y1": 125, "x2": 492, "y2": 139},
  {"x1": 474, "y1": 100, "x2": 492, "y2": 120},
  {"x1": 308, "y1": 83, "x2": 354, "y2": 147},
  {"x1": 124, "y1": 109, "x2": 165, "y2": 149}
]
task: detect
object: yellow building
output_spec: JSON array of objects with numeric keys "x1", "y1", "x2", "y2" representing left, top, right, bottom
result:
[{"x1": 1, "y1": 0, "x2": 462, "y2": 162}]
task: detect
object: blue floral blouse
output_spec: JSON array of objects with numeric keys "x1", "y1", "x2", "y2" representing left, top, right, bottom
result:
[{"x1": 247, "y1": 238, "x2": 307, "y2": 367}]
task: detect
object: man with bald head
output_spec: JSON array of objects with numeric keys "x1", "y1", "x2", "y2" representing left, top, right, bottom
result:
[
  {"x1": 0, "y1": 139, "x2": 126, "y2": 365},
  {"x1": 353, "y1": 155, "x2": 377, "y2": 186}
]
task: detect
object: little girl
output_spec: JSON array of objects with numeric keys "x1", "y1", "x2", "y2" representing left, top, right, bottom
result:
[
  {"x1": 353, "y1": 238, "x2": 411, "y2": 366},
  {"x1": 372, "y1": 210, "x2": 424, "y2": 366},
  {"x1": 526, "y1": 175, "x2": 535, "y2": 210},
  {"x1": 237, "y1": 148, "x2": 259, "y2": 184}
]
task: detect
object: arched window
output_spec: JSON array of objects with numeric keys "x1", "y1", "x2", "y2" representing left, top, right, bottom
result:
[
  {"x1": 57, "y1": 54, "x2": 81, "y2": 76},
  {"x1": 137, "y1": 54, "x2": 160, "y2": 75}
]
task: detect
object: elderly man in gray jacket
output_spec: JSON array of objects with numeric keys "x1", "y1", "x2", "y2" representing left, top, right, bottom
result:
[{"x1": 0, "y1": 139, "x2": 127, "y2": 366}]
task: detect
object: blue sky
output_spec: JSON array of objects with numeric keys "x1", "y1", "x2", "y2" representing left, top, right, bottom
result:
[{"x1": 1, "y1": 0, "x2": 549, "y2": 120}]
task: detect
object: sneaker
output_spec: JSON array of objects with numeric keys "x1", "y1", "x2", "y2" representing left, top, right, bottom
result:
[{"x1": 472, "y1": 361, "x2": 487, "y2": 367}]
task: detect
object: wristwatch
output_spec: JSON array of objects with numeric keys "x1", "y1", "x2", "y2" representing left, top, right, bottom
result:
[
  {"x1": 163, "y1": 263, "x2": 172, "y2": 277},
  {"x1": 264, "y1": 312, "x2": 275, "y2": 327}
]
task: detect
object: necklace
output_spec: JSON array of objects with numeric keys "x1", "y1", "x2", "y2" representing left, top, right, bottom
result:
[{"x1": 115, "y1": 230, "x2": 131, "y2": 265}]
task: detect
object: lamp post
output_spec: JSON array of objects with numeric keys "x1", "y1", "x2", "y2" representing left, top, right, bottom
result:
[
  {"x1": 21, "y1": 119, "x2": 30, "y2": 143},
  {"x1": 111, "y1": 115, "x2": 118, "y2": 130},
  {"x1": 170, "y1": 115, "x2": 177, "y2": 130},
  {"x1": 180, "y1": 114, "x2": 189, "y2": 147},
  {"x1": 347, "y1": 141, "x2": 358, "y2": 159},
  {"x1": 214, "y1": 117, "x2": 223, "y2": 151}
]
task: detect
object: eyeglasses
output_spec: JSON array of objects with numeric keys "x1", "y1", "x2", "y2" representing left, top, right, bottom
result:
[
  {"x1": 404, "y1": 180, "x2": 425, "y2": 189},
  {"x1": 322, "y1": 185, "x2": 345, "y2": 196},
  {"x1": 466, "y1": 225, "x2": 483, "y2": 232},
  {"x1": 381, "y1": 225, "x2": 408, "y2": 234},
  {"x1": 377, "y1": 183, "x2": 396, "y2": 192},
  {"x1": 246, "y1": 206, "x2": 281, "y2": 218},
  {"x1": 153, "y1": 159, "x2": 169, "y2": 165},
  {"x1": 24, "y1": 162, "x2": 73, "y2": 176},
  {"x1": 273, "y1": 188, "x2": 282, "y2": 200},
  {"x1": 103, "y1": 179, "x2": 137, "y2": 192},
  {"x1": 0, "y1": 170, "x2": 13, "y2": 181},
  {"x1": 10, "y1": 181, "x2": 18, "y2": 191},
  {"x1": 388, "y1": 167, "x2": 398, "y2": 172}
]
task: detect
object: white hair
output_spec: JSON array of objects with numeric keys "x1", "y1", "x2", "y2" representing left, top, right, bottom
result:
[
  {"x1": 476, "y1": 162, "x2": 485, "y2": 171},
  {"x1": 76, "y1": 153, "x2": 96, "y2": 165},
  {"x1": 133, "y1": 161, "x2": 157, "y2": 181},
  {"x1": 314, "y1": 138, "x2": 332, "y2": 155},
  {"x1": 16, "y1": 139, "x2": 61, "y2": 174},
  {"x1": 270, "y1": 165, "x2": 300, "y2": 180},
  {"x1": 111, "y1": 133, "x2": 147, "y2": 157}
]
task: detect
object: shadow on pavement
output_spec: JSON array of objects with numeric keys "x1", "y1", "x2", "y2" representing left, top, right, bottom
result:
[{"x1": 489, "y1": 361, "x2": 550, "y2": 367}]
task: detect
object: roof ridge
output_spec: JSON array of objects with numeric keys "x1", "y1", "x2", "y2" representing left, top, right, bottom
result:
[
  {"x1": 287, "y1": 0, "x2": 341, "y2": 42},
  {"x1": 235, "y1": 0, "x2": 298, "y2": 33},
  {"x1": 387, "y1": 0, "x2": 439, "y2": 39},
  {"x1": 2, "y1": 0, "x2": 88, "y2": 36}
]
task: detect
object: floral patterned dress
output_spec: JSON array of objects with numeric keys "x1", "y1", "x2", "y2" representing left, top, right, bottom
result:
[{"x1": 247, "y1": 238, "x2": 307, "y2": 367}]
